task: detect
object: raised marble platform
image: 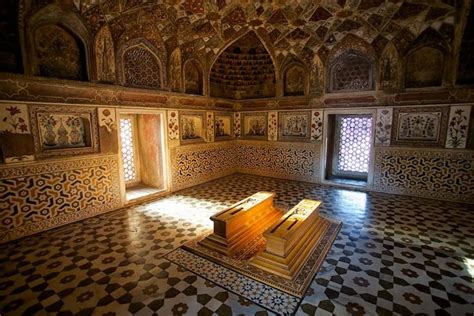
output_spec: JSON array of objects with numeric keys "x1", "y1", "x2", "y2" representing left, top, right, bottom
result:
[
  {"x1": 197, "y1": 191, "x2": 283, "y2": 256},
  {"x1": 250, "y1": 199, "x2": 330, "y2": 279}
]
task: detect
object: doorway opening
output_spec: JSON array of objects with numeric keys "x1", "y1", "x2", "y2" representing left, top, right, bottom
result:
[
  {"x1": 118, "y1": 112, "x2": 167, "y2": 202},
  {"x1": 325, "y1": 114, "x2": 373, "y2": 186}
]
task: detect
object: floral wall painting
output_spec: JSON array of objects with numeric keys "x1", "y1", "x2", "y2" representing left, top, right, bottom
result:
[
  {"x1": 0, "y1": 104, "x2": 35, "y2": 163},
  {"x1": 311, "y1": 110, "x2": 323, "y2": 142},
  {"x1": 179, "y1": 111, "x2": 205, "y2": 144},
  {"x1": 214, "y1": 113, "x2": 234, "y2": 141},
  {"x1": 375, "y1": 108, "x2": 393, "y2": 147},
  {"x1": 98, "y1": 108, "x2": 116, "y2": 133},
  {"x1": 98, "y1": 108, "x2": 118, "y2": 154},
  {"x1": 267, "y1": 111, "x2": 278, "y2": 141},
  {"x1": 206, "y1": 112, "x2": 214, "y2": 142},
  {"x1": 391, "y1": 107, "x2": 448, "y2": 147},
  {"x1": 234, "y1": 112, "x2": 241, "y2": 138},
  {"x1": 167, "y1": 110, "x2": 179, "y2": 141},
  {"x1": 446, "y1": 105, "x2": 471, "y2": 149},
  {"x1": 278, "y1": 111, "x2": 311, "y2": 142},
  {"x1": 241, "y1": 112, "x2": 267, "y2": 140},
  {"x1": 1, "y1": 104, "x2": 29, "y2": 134},
  {"x1": 30, "y1": 105, "x2": 99, "y2": 157}
]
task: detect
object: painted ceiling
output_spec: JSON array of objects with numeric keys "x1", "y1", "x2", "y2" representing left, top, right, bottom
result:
[{"x1": 27, "y1": 0, "x2": 458, "y2": 62}]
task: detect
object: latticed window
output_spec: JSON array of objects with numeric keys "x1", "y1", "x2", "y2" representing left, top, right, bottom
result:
[
  {"x1": 333, "y1": 115, "x2": 373, "y2": 178},
  {"x1": 120, "y1": 117, "x2": 139, "y2": 184},
  {"x1": 124, "y1": 46, "x2": 161, "y2": 89}
]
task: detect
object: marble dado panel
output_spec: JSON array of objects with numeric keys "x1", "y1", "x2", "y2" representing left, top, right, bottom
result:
[
  {"x1": 0, "y1": 155, "x2": 121, "y2": 243},
  {"x1": 236, "y1": 141, "x2": 321, "y2": 183},
  {"x1": 170, "y1": 141, "x2": 238, "y2": 191},
  {"x1": 373, "y1": 148, "x2": 474, "y2": 203}
]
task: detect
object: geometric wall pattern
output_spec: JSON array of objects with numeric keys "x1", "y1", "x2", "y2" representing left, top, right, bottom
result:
[
  {"x1": 0, "y1": 155, "x2": 121, "y2": 243},
  {"x1": 373, "y1": 148, "x2": 474, "y2": 203},
  {"x1": 237, "y1": 140, "x2": 320, "y2": 183},
  {"x1": 170, "y1": 140, "x2": 321, "y2": 191},
  {"x1": 170, "y1": 142, "x2": 238, "y2": 191}
]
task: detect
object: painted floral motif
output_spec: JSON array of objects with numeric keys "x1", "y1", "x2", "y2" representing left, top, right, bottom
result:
[
  {"x1": 207, "y1": 112, "x2": 214, "y2": 142},
  {"x1": 311, "y1": 110, "x2": 323, "y2": 141},
  {"x1": 167, "y1": 111, "x2": 179, "y2": 140},
  {"x1": 0, "y1": 104, "x2": 29, "y2": 134},
  {"x1": 398, "y1": 112, "x2": 440, "y2": 141},
  {"x1": 446, "y1": 105, "x2": 471, "y2": 149},
  {"x1": 234, "y1": 112, "x2": 241, "y2": 138},
  {"x1": 267, "y1": 111, "x2": 277, "y2": 141},
  {"x1": 38, "y1": 113, "x2": 86, "y2": 148},
  {"x1": 98, "y1": 108, "x2": 116, "y2": 133},
  {"x1": 375, "y1": 108, "x2": 393, "y2": 146}
]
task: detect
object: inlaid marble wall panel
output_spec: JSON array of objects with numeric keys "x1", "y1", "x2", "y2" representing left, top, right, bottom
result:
[
  {"x1": 237, "y1": 141, "x2": 320, "y2": 183},
  {"x1": 373, "y1": 148, "x2": 474, "y2": 203},
  {"x1": 0, "y1": 155, "x2": 121, "y2": 243},
  {"x1": 445, "y1": 105, "x2": 471, "y2": 149},
  {"x1": 170, "y1": 142, "x2": 237, "y2": 191}
]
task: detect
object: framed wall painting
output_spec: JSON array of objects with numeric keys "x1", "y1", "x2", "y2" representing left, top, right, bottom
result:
[
  {"x1": 391, "y1": 106, "x2": 449, "y2": 147},
  {"x1": 241, "y1": 112, "x2": 267, "y2": 140},
  {"x1": 179, "y1": 111, "x2": 206, "y2": 144},
  {"x1": 214, "y1": 112, "x2": 234, "y2": 141},
  {"x1": 278, "y1": 111, "x2": 311, "y2": 142},
  {"x1": 29, "y1": 105, "x2": 99, "y2": 157}
]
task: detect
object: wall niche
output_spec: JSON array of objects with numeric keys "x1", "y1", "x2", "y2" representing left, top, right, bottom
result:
[
  {"x1": 405, "y1": 46, "x2": 444, "y2": 88},
  {"x1": 184, "y1": 60, "x2": 203, "y2": 95},
  {"x1": 34, "y1": 24, "x2": 87, "y2": 81},
  {"x1": 284, "y1": 64, "x2": 306, "y2": 96},
  {"x1": 210, "y1": 31, "x2": 276, "y2": 99}
]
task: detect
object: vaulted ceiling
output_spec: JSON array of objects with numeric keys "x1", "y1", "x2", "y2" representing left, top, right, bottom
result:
[{"x1": 1, "y1": 0, "x2": 472, "y2": 99}]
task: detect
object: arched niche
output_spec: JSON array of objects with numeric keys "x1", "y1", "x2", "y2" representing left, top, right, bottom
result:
[
  {"x1": 328, "y1": 50, "x2": 374, "y2": 92},
  {"x1": 95, "y1": 25, "x2": 115, "y2": 83},
  {"x1": 117, "y1": 39, "x2": 164, "y2": 90},
  {"x1": 169, "y1": 48, "x2": 182, "y2": 92},
  {"x1": 309, "y1": 54, "x2": 324, "y2": 95},
  {"x1": 457, "y1": 9, "x2": 474, "y2": 85},
  {"x1": 283, "y1": 64, "x2": 307, "y2": 96},
  {"x1": 0, "y1": 0, "x2": 22, "y2": 73},
  {"x1": 24, "y1": 4, "x2": 91, "y2": 80},
  {"x1": 34, "y1": 24, "x2": 88, "y2": 80},
  {"x1": 184, "y1": 59, "x2": 203, "y2": 95},
  {"x1": 210, "y1": 31, "x2": 276, "y2": 99},
  {"x1": 380, "y1": 42, "x2": 400, "y2": 90},
  {"x1": 405, "y1": 46, "x2": 444, "y2": 88}
]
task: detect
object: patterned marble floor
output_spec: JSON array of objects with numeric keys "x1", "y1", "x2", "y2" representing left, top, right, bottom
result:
[{"x1": 1, "y1": 174, "x2": 473, "y2": 315}]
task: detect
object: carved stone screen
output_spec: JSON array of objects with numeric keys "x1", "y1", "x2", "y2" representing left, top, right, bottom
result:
[
  {"x1": 334, "y1": 115, "x2": 373, "y2": 178},
  {"x1": 124, "y1": 46, "x2": 161, "y2": 89},
  {"x1": 330, "y1": 53, "x2": 372, "y2": 92},
  {"x1": 119, "y1": 117, "x2": 138, "y2": 183}
]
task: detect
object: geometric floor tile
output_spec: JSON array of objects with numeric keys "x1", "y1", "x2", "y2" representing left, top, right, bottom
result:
[{"x1": 1, "y1": 174, "x2": 473, "y2": 315}]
